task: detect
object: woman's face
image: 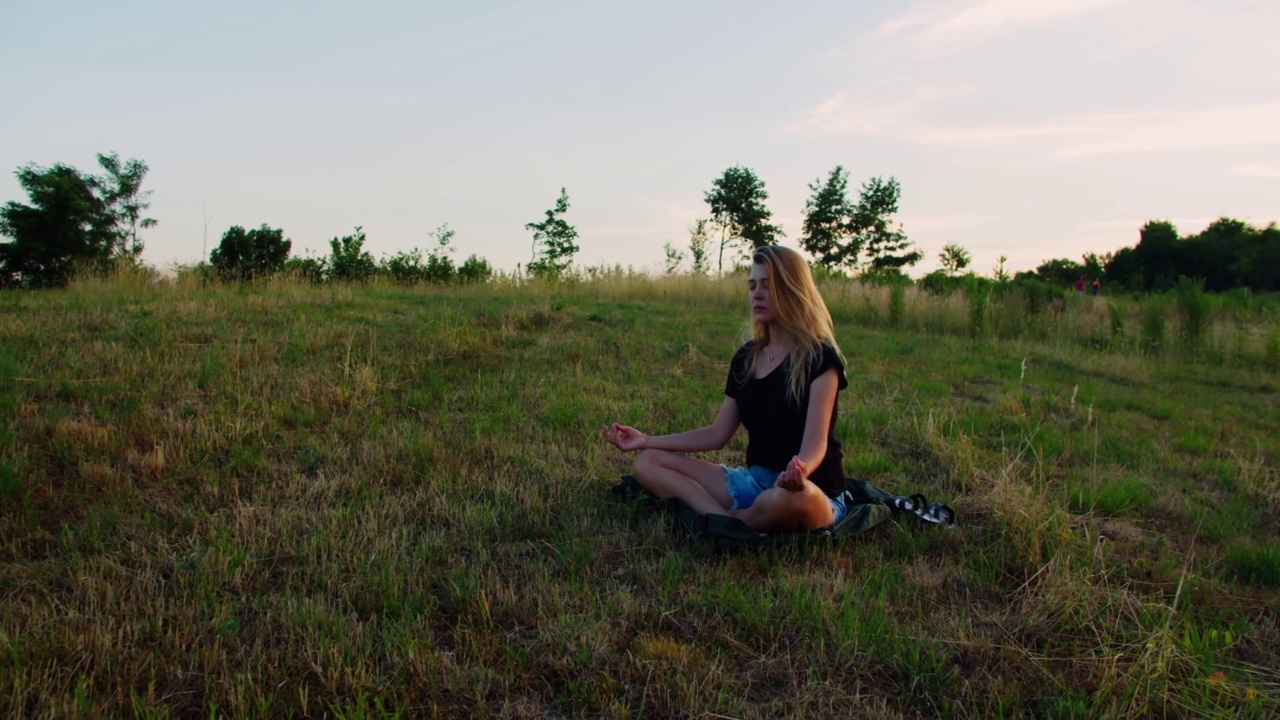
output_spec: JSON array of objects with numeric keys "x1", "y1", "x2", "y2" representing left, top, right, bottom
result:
[{"x1": 748, "y1": 262, "x2": 772, "y2": 323}]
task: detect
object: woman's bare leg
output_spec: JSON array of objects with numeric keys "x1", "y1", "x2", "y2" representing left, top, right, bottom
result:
[
  {"x1": 735, "y1": 479, "x2": 834, "y2": 532},
  {"x1": 632, "y1": 449, "x2": 734, "y2": 516}
]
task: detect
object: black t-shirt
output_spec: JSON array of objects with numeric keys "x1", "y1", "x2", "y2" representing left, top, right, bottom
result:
[{"x1": 723, "y1": 341, "x2": 849, "y2": 498}]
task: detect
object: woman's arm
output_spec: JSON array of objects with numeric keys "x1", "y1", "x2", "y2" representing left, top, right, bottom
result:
[
  {"x1": 779, "y1": 368, "x2": 839, "y2": 483},
  {"x1": 605, "y1": 397, "x2": 740, "y2": 453}
]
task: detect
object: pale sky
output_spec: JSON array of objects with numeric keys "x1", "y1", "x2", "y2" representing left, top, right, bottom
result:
[{"x1": 2, "y1": 0, "x2": 1278, "y2": 276}]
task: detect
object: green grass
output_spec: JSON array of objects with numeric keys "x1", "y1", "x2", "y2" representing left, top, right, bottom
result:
[{"x1": 1, "y1": 274, "x2": 1278, "y2": 717}]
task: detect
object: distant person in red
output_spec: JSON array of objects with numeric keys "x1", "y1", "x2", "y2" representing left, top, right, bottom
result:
[
  {"x1": 1091, "y1": 278, "x2": 1101, "y2": 296},
  {"x1": 1076, "y1": 276, "x2": 1086, "y2": 295}
]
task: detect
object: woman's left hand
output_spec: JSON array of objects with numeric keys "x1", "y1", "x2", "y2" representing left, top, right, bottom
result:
[{"x1": 776, "y1": 455, "x2": 809, "y2": 491}]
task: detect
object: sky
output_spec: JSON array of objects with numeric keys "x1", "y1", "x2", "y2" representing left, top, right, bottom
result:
[{"x1": 2, "y1": 0, "x2": 1278, "y2": 276}]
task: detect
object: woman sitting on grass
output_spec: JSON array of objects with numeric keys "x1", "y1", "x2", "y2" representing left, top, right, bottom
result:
[{"x1": 604, "y1": 245, "x2": 849, "y2": 532}]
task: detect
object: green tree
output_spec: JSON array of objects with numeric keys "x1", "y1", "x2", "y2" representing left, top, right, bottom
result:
[
  {"x1": 662, "y1": 242, "x2": 684, "y2": 275},
  {"x1": 210, "y1": 224, "x2": 291, "y2": 281},
  {"x1": 425, "y1": 223, "x2": 456, "y2": 283},
  {"x1": 328, "y1": 226, "x2": 376, "y2": 282},
  {"x1": 1236, "y1": 222, "x2": 1280, "y2": 292},
  {"x1": 1133, "y1": 220, "x2": 1179, "y2": 292},
  {"x1": 1103, "y1": 245, "x2": 1141, "y2": 292},
  {"x1": 993, "y1": 255, "x2": 1010, "y2": 283},
  {"x1": 854, "y1": 177, "x2": 921, "y2": 272},
  {"x1": 526, "y1": 188, "x2": 579, "y2": 279},
  {"x1": 704, "y1": 166, "x2": 781, "y2": 273},
  {"x1": 939, "y1": 243, "x2": 972, "y2": 276},
  {"x1": 0, "y1": 163, "x2": 113, "y2": 288},
  {"x1": 94, "y1": 152, "x2": 156, "y2": 261},
  {"x1": 800, "y1": 165, "x2": 859, "y2": 270},
  {"x1": 688, "y1": 218, "x2": 711, "y2": 275}
]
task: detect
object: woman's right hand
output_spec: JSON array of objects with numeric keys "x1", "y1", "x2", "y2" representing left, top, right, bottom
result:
[{"x1": 603, "y1": 423, "x2": 647, "y2": 452}]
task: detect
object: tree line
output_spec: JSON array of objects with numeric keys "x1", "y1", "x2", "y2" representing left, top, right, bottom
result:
[{"x1": 2, "y1": 153, "x2": 1276, "y2": 294}]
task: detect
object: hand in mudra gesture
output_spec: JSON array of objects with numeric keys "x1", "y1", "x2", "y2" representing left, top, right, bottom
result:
[
  {"x1": 776, "y1": 455, "x2": 809, "y2": 492},
  {"x1": 603, "y1": 423, "x2": 647, "y2": 452}
]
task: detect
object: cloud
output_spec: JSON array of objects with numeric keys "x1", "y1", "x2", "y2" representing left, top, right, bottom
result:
[
  {"x1": 1233, "y1": 163, "x2": 1280, "y2": 179},
  {"x1": 786, "y1": 94, "x2": 1280, "y2": 157},
  {"x1": 1056, "y1": 105, "x2": 1280, "y2": 157},
  {"x1": 783, "y1": 85, "x2": 975, "y2": 137},
  {"x1": 870, "y1": 0, "x2": 1132, "y2": 56}
]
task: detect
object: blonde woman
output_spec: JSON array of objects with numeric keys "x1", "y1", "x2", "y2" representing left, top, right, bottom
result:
[{"x1": 604, "y1": 245, "x2": 849, "y2": 532}]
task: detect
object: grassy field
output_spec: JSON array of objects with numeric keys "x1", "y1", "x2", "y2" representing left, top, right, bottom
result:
[{"x1": 1, "y1": 274, "x2": 1278, "y2": 718}]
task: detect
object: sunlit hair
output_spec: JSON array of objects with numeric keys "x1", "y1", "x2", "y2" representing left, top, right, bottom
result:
[{"x1": 740, "y1": 245, "x2": 844, "y2": 402}]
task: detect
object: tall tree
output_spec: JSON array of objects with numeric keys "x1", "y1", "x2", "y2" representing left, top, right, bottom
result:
[
  {"x1": 853, "y1": 177, "x2": 921, "y2": 272},
  {"x1": 94, "y1": 152, "x2": 156, "y2": 261},
  {"x1": 526, "y1": 188, "x2": 579, "y2": 279},
  {"x1": 704, "y1": 166, "x2": 781, "y2": 273},
  {"x1": 688, "y1": 218, "x2": 711, "y2": 275},
  {"x1": 0, "y1": 163, "x2": 113, "y2": 288},
  {"x1": 1133, "y1": 220, "x2": 1179, "y2": 292},
  {"x1": 800, "y1": 165, "x2": 858, "y2": 270}
]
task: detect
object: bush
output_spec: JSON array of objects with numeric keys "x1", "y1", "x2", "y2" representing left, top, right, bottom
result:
[
  {"x1": 283, "y1": 256, "x2": 328, "y2": 284},
  {"x1": 173, "y1": 261, "x2": 218, "y2": 285},
  {"x1": 381, "y1": 249, "x2": 426, "y2": 286},
  {"x1": 888, "y1": 280, "x2": 906, "y2": 328},
  {"x1": 424, "y1": 253, "x2": 455, "y2": 284},
  {"x1": 328, "y1": 226, "x2": 376, "y2": 283},
  {"x1": 1175, "y1": 276, "x2": 1210, "y2": 351},
  {"x1": 1108, "y1": 302, "x2": 1126, "y2": 343},
  {"x1": 1140, "y1": 299, "x2": 1166, "y2": 355},
  {"x1": 210, "y1": 225, "x2": 291, "y2": 281},
  {"x1": 920, "y1": 269, "x2": 966, "y2": 296},
  {"x1": 1002, "y1": 276, "x2": 1063, "y2": 315},
  {"x1": 967, "y1": 281, "x2": 991, "y2": 339},
  {"x1": 457, "y1": 255, "x2": 492, "y2": 284}
]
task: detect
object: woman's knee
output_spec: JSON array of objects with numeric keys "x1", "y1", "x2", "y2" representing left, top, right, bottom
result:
[{"x1": 632, "y1": 448, "x2": 668, "y2": 475}]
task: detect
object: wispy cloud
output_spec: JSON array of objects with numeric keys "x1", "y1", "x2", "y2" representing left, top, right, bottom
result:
[
  {"x1": 786, "y1": 95, "x2": 1280, "y2": 158},
  {"x1": 870, "y1": 0, "x2": 1132, "y2": 56},
  {"x1": 1056, "y1": 105, "x2": 1280, "y2": 157},
  {"x1": 1233, "y1": 163, "x2": 1280, "y2": 179},
  {"x1": 783, "y1": 86, "x2": 976, "y2": 137}
]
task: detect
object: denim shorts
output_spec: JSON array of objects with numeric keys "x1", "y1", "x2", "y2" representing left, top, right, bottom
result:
[{"x1": 722, "y1": 465, "x2": 848, "y2": 526}]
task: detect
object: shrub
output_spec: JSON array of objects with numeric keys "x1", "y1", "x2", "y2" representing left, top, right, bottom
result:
[
  {"x1": 382, "y1": 249, "x2": 426, "y2": 286},
  {"x1": 457, "y1": 255, "x2": 492, "y2": 284},
  {"x1": 1140, "y1": 299, "x2": 1166, "y2": 355},
  {"x1": 920, "y1": 269, "x2": 965, "y2": 296},
  {"x1": 424, "y1": 253, "x2": 455, "y2": 284},
  {"x1": 888, "y1": 280, "x2": 906, "y2": 328},
  {"x1": 1108, "y1": 302, "x2": 1126, "y2": 343},
  {"x1": 283, "y1": 256, "x2": 328, "y2": 284},
  {"x1": 1175, "y1": 276, "x2": 1210, "y2": 351},
  {"x1": 209, "y1": 224, "x2": 291, "y2": 281},
  {"x1": 328, "y1": 226, "x2": 376, "y2": 283},
  {"x1": 966, "y1": 280, "x2": 990, "y2": 339}
]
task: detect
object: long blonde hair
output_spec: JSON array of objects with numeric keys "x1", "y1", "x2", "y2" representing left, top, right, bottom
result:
[{"x1": 740, "y1": 245, "x2": 844, "y2": 402}]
